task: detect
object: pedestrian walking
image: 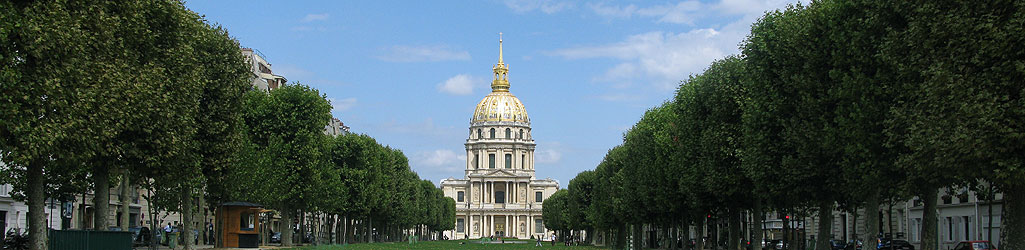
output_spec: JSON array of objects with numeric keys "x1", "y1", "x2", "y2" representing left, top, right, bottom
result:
[{"x1": 535, "y1": 235, "x2": 542, "y2": 247}]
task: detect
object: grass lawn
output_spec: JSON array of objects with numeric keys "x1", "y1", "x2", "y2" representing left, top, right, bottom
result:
[{"x1": 283, "y1": 240, "x2": 604, "y2": 250}]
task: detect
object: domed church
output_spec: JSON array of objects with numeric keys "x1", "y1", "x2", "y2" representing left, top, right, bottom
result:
[{"x1": 441, "y1": 36, "x2": 559, "y2": 240}]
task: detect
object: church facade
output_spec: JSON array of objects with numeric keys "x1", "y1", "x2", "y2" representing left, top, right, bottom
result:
[{"x1": 441, "y1": 38, "x2": 559, "y2": 240}]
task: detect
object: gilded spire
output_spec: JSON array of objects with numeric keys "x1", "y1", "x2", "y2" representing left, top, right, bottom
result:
[{"x1": 492, "y1": 33, "x2": 510, "y2": 92}]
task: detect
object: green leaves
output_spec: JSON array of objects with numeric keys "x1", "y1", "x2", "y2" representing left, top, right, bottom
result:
[{"x1": 541, "y1": 189, "x2": 570, "y2": 231}]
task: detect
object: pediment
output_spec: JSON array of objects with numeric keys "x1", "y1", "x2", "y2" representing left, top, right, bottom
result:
[{"x1": 485, "y1": 169, "x2": 516, "y2": 177}]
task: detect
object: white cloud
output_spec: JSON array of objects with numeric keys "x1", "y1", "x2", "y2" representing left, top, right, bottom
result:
[
  {"x1": 302, "y1": 13, "x2": 330, "y2": 22},
  {"x1": 716, "y1": 0, "x2": 794, "y2": 15},
  {"x1": 588, "y1": 1, "x2": 703, "y2": 25},
  {"x1": 548, "y1": 1, "x2": 796, "y2": 91},
  {"x1": 376, "y1": 45, "x2": 471, "y2": 62},
  {"x1": 535, "y1": 148, "x2": 563, "y2": 164},
  {"x1": 504, "y1": 0, "x2": 574, "y2": 14},
  {"x1": 587, "y1": 0, "x2": 791, "y2": 24},
  {"x1": 552, "y1": 29, "x2": 733, "y2": 90},
  {"x1": 437, "y1": 74, "x2": 479, "y2": 95},
  {"x1": 328, "y1": 98, "x2": 357, "y2": 112},
  {"x1": 413, "y1": 149, "x2": 467, "y2": 172}
]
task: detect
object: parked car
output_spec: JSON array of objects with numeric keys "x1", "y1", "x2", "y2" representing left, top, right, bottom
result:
[
  {"x1": 845, "y1": 240, "x2": 864, "y2": 250},
  {"x1": 831, "y1": 239, "x2": 848, "y2": 250},
  {"x1": 761, "y1": 239, "x2": 783, "y2": 250},
  {"x1": 953, "y1": 241, "x2": 998, "y2": 250},
  {"x1": 270, "y1": 232, "x2": 281, "y2": 243},
  {"x1": 130, "y1": 227, "x2": 151, "y2": 246},
  {"x1": 876, "y1": 239, "x2": 914, "y2": 250}
]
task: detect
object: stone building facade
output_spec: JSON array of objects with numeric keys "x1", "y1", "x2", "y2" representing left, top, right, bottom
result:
[{"x1": 441, "y1": 37, "x2": 559, "y2": 240}]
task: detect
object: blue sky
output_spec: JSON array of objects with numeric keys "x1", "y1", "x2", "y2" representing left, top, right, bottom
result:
[{"x1": 184, "y1": 0, "x2": 797, "y2": 186}]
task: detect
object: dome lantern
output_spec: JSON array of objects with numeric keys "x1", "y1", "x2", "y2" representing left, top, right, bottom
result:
[{"x1": 471, "y1": 34, "x2": 529, "y2": 125}]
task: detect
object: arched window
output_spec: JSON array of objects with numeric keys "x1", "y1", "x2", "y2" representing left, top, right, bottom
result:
[
  {"x1": 490, "y1": 128, "x2": 495, "y2": 139},
  {"x1": 505, "y1": 128, "x2": 511, "y2": 139},
  {"x1": 519, "y1": 129, "x2": 524, "y2": 139},
  {"x1": 474, "y1": 154, "x2": 479, "y2": 169},
  {"x1": 477, "y1": 129, "x2": 482, "y2": 139}
]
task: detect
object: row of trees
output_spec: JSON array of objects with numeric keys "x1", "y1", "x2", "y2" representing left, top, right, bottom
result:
[
  {"x1": 544, "y1": 1, "x2": 1025, "y2": 250},
  {"x1": 227, "y1": 85, "x2": 455, "y2": 246},
  {"x1": 0, "y1": 1, "x2": 453, "y2": 250}
]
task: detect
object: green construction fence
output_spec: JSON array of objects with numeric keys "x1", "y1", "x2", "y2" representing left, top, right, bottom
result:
[{"x1": 48, "y1": 229, "x2": 133, "y2": 250}]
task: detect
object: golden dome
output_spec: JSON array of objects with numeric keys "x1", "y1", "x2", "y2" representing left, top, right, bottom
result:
[
  {"x1": 471, "y1": 35, "x2": 529, "y2": 124},
  {"x1": 472, "y1": 91, "x2": 529, "y2": 124}
]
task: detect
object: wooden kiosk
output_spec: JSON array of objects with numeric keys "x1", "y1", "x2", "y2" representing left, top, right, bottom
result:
[{"x1": 217, "y1": 202, "x2": 264, "y2": 248}]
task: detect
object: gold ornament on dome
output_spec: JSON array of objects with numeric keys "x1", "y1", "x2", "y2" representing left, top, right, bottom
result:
[{"x1": 471, "y1": 34, "x2": 530, "y2": 124}]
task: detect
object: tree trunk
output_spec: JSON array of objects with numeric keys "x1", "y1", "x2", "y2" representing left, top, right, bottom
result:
[
  {"x1": 367, "y1": 217, "x2": 374, "y2": 243},
  {"x1": 920, "y1": 190, "x2": 938, "y2": 250},
  {"x1": 80, "y1": 191, "x2": 87, "y2": 229},
  {"x1": 752, "y1": 199, "x2": 764, "y2": 250},
  {"x1": 298, "y1": 210, "x2": 306, "y2": 246},
  {"x1": 852, "y1": 207, "x2": 859, "y2": 241},
  {"x1": 94, "y1": 165, "x2": 111, "y2": 230},
  {"x1": 670, "y1": 225, "x2": 678, "y2": 249},
  {"x1": 887, "y1": 202, "x2": 893, "y2": 238},
  {"x1": 214, "y1": 207, "x2": 224, "y2": 247},
  {"x1": 682, "y1": 222, "x2": 691, "y2": 250},
  {"x1": 616, "y1": 223, "x2": 627, "y2": 250},
  {"x1": 864, "y1": 189, "x2": 880, "y2": 248},
  {"x1": 987, "y1": 196, "x2": 993, "y2": 243},
  {"x1": 342, "y1": 215, "x2": 349, "y2": 244},
  {"x1": 181, "y1": 187, "x2": 195, "y2": 250},
  {"x1": 119, "y1": 172, "x2": 130, "y2": 231},
  {"x1": 729, "y1": 209, "x2": 742, "y2": 250},
  {"x1": 148, "y1": 188, "x2": 158, "y2": 250},
  {"x1": 632, "y1": 223, "x2": 643, "y2": 250},
  {"x1": 281, "y1": 210, "x2": 294, "y2": 246},
  {"x1": 27, "y1": 161, "x2": 47, "y2": 250},
  {"x1": 197, "y1": 191, "x2": 205, "y2": 245},
  {"x1": 587, "y1": 227, "x2": 595, "y2": 245},
  {"x1": 328, "y1": 214, "x2": 334, "y2": 244},
  {"x1": 1000, "y1": 184, "x2": 1025, "y2": 250},
  {"x1": 816, "y1": 202, "x2": 833, "y2": 250}
]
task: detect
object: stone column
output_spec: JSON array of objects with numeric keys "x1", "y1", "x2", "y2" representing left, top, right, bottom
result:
[
  {"x1": 467, "y1": 215, "x2": 473, "y2": 238},
  {"x1": 528, "y1": 215, "x2": 532, "y2": 238},
  {"x1": 511, "y1": 215, "x2": 516, "y2": 238},
  {"x1": 529, "y1": 151, "x2": 534, "y2": 170},
  {"x1": 490, "y1": 215, "x2": 494, "y2": 237},
  {"x1": 515, "y1": 182, "x2": 519, "y2": 203},
  {"x1": 512, "y1": 215, "x2": 517, "y2": 238}
]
